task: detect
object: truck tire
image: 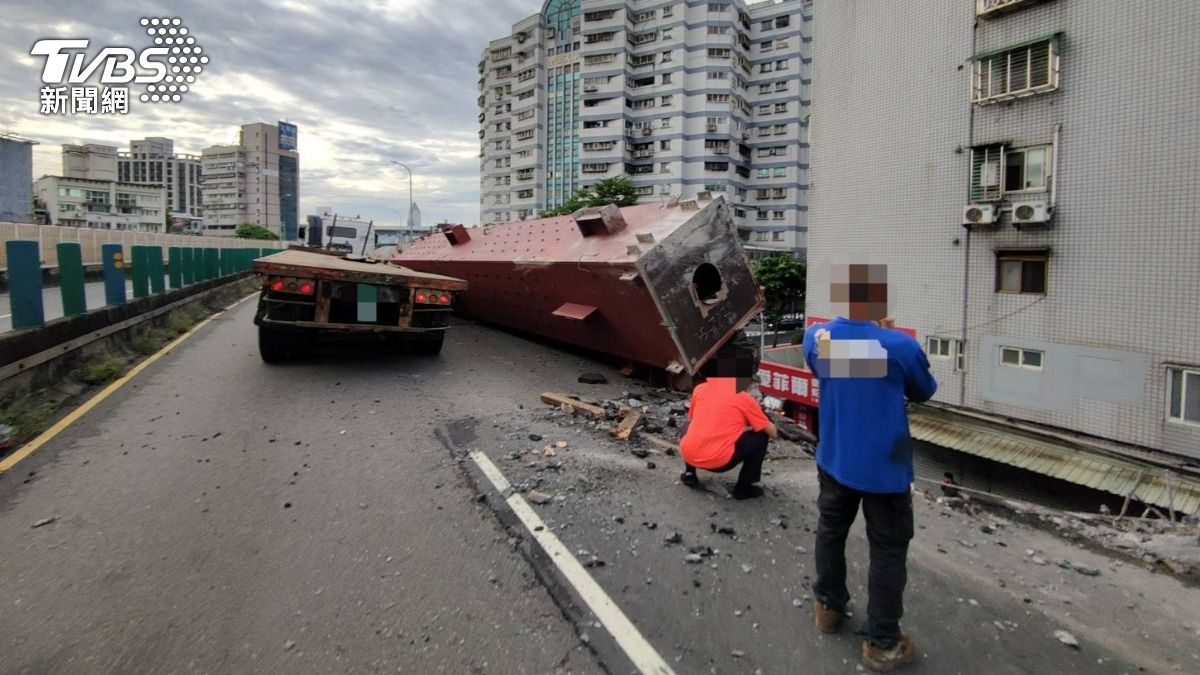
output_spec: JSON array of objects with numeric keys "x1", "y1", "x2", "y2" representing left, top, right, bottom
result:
[
  {"x1": 411, "y1": 331, "x2": 445, "y2": 355},
  {"x1": 259, "y1": 326, "x2": 291, "y2": 363}
]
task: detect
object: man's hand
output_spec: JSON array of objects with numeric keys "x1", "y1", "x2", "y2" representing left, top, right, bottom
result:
[
  {"x1": 875, "y1": 316, "x2": 896, "y2": 329},
  {"x1": 815, "y1": 327, "x2": 832, "y2": 358}
]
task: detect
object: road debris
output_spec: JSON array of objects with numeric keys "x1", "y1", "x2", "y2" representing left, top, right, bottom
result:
[
  {"x1": 1054, "y1": 630, "x2": 1080, "y2": 649},
  {"x1": 540, "y1": 393, "x2": 606, "y2": 418},
  {"x1": 31, "y1": 516, "x2": 59, "y2": 529},
  {"x1": 526, "y1": 490, "x2": 553, "y2": 505},
  {"x1": 611, "y1": 409, "x2": 643, "y2": 441}
]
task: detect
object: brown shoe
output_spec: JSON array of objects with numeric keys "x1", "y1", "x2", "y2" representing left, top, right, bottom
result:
[
  {"x1": 862, "y1": 633, "x2": 916, "y2": 672},
  {"x1": 813, "y1": 601, "x2": 844, "y2": 634}
]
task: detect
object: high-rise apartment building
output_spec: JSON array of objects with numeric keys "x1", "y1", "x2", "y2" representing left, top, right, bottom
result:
[
  {"x1": 0, "y1": 134, "x2": 36, "y2": 223},
  {"x1": 808, "y1": 0, "x2": 1200, "y2": 462},
  {"x1": 479, "y1": 0, "x2": 811, "y2": 258},
  {"x1": 33, "y1": 144, "x2": 166, "y2": 231},
  {"x1": 199, "y1": 122, "x2": 299, "y2": 238},
  {"x1": 117, "y1": 137, "x2": 203, "y2": 219}
]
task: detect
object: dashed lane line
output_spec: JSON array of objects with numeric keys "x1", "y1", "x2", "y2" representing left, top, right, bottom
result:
[
  {"x1": 0, "y1": 292, "x2": 258, "y2": 475},
  {"x1": 469, "y1": 449, "x2": 676, "y2": 675}
]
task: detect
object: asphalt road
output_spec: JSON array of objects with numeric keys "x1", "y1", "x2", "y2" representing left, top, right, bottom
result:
[
  {"x1": 0, "y1": 277, "x2": 167, "y2": 333},
  {"x1": 0, "y1": 296, "x2": 601, "y2": 674},
  {"x1": 2, "y1": 295, "x2": 1198, "y2": 674}
]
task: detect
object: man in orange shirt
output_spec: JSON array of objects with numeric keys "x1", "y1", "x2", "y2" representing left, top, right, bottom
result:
[{"x1": 679, "y1": 343, "x2": 779, "y2": 499}]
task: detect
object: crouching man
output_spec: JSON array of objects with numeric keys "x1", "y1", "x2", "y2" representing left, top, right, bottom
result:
[{"x1": 679, "y1": 341, "x2": 779, "y2": 500}]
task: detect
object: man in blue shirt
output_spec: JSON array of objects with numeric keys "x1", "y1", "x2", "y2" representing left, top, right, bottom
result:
[{"x1": 801, "y1": 262, "x2": 937, "y2": 672}]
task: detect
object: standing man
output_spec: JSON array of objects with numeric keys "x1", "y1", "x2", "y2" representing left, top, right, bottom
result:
[{"x1": 801, "y1": 262, "x2": 937, "y2": 672}]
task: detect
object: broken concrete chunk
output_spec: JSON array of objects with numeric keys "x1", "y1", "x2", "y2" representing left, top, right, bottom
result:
[
  {"x1": 1054, "y1": 630, "x2": 1080, "y2": 649},
  {"x1": 665, "y1": 532, "x2": 683, "y2": 545},
  {"x1": 685, "y1": 553, "x2": 704, "y2": 564},
  {"x1": 526, "y1": 490, "x2": 553, "y2": 505}
]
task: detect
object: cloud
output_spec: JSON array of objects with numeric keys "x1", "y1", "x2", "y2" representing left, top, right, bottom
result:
[{"x1": 0, "y1": 0, "x2": 538, "y2": 227}]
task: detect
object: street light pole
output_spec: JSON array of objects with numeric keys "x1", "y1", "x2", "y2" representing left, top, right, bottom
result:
[{"x1": 390, "y1": 160, "x2": 414, "y2": 231}]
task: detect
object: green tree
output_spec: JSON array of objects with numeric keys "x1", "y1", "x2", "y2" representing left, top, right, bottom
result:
[
  {"x1": 234, "y1": 223, "x2": 280, "y2": 240},
  {"x1": 752, "y1": 254, "x2": 806, "y2": 346},
  {"x1": 539, "y1": 176, "x2": 639, "y2": 217}
]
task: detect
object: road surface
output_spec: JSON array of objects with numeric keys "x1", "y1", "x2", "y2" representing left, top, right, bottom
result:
[
  {"x1": 1, "y1": 295, "x2": 1197, "y2": 673},
  {"x1": 0, "y1": 276, "x2": 168, "y2": 333}
]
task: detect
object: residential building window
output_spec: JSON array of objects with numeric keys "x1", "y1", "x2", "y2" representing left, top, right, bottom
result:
[
  {"x1": 775, "y1": 81, "x2": 788, "y2": 92},
  {"x1": 775, "y1": 15, "x2": 790, "y2": 28},
  {"x1": 704, "y1": 183, "x2": 727, "y2": 192},
  {"x1": 709, "y1": 48, "x2": 731, "y2": 59},
  {"x1": 633, "y1": 10, "x2": 656, "y2": 23},
  {"x1": 996, "y1": 250, "x2": 1048, "y2": 294},
  {"x1": 759, "y1": 83, "x2": 772, "y2": 94},
  {"x1": 774, "y1": 102, "x2": 788, "y2": 113},
  {"x1": 660, "y1": 162, "x2": 671, "y2": 173},
  {"x1": 760, "y1": 41, "x2": 774, "y2": 53},
  {"x1": 972, "y1": 36, "x2": 1060, "y2": 103},
  {"x1": 660, "y1": 140, "x2": 671, "y2": 151},
  {"x1": 756, "y1": 189, "x2": 770, "y2": 199},
  {"x1": 661, "y1": 117, "x2": 673, "y2": 128},
  {"x1": 630, "y1": 54, "x2": 655, "y2": 67},
  {"x1": 661, "y1": 95, "x2": 674, "y2": 106},
  {"x1": 661, "y1": 50, "x2": 673, "y2": 62},
  {"x1": 760, "y1": 62, "x2": 774, "y2": 73},
  {"x1": 517, "y1": 189, "x2": 534, "y2": 198},
  {"x1": 757, "y1": 126, "x2": 771, "y2": 137},
  {"x1": 586, "y1": 32, "x2": 615, "y2": 44},
  {"x1": 585, "y1": 53, "x2": 616, "y2": 65},
  {"x1": 1168, "y1": 367, "x2": 1200, "y2": 425},
  {"x1": 708, "y1": 2, "x2": 729, "y2": 11},
  {"x1": 708, "y1": 71, "x2": 728, "y2": 80},
  {"x1": 757, "y1": 168, "x2": 770, "y2": 179},
  {"x1": 629, "y1": 98, "x2": 656, "y2": 109},
  {"x1": 661, "y1": 73, "x2": 672, "y2": 84},
  {"x1": 772, "y1": 232, "x2": 784, "y2": 241},
  {"x1": 706, "y1": 116, "x2": 727, "y2": 127},
  {"x1": 775, "y1": 59, "x2": 789, "y2": 71},
  {"x1": 584, "y1": 10, "x2": 615, "y2": 21},
  {"x1": 704, "y1": 161, "x2": 729, "y2": 172},
  {"x1": 582, "y1": 163, "x2": 610, "y2": 173},
  {"x1": 773, "y1": 167, "x2": 787, "y2": 177},
  {"x1": 708, "y1": 26, "x2": 731, "y2": 35},
  {"x1": 661, "y1": 27, "x2": 673, "y2": 40},
  {"x1": 1005, "y1": 145, "x2": 1050, "y2": 192},
  {"x1": 756, "y1": 210, "x2": 767, "y2": 220},
  {"x1": 771, "y1": 210, "x2": 785, "y2": 220},
  {"x1": 927, "y1": 337, "x2": 954, "y2": 359},
  {"x1": 775, "y1": 38, "x2": 789, "y2": 49},
  {"x1": 761, "y1": 20, "x2": 774, "y2": 30},
  {"x1": 662, "y1": 5, "x2": 673, "y2": 17},
  {"x1": 755, "y1": 231, "x2": 769, "y2": 241},
  {"x1": 707, "y1": 93, "x2": 730, "y2": 103},
  {"x1": 772, "y1": 188, "x2": 787, "y2": 199},
  {"x1": 1000, "y1": 346, "x2": 1043, "y2": 370},
  {"x1": 758, "y1": 104, "x2": 771, "y2": 115},
  {"x1": 628, "y1": 163, "x2": 654, "y2": 175}
]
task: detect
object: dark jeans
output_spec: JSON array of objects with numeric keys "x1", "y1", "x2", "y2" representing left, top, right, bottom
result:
[
  {"x1": 813, "y1": 468, "x2": 914, "y2": 648},
  {"x1": 685, "y1": 430, "x2": 768, "y2": 488}
]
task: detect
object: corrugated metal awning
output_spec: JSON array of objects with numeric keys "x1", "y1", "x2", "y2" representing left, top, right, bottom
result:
[{"x1": 909, "y1": 410, "x2": 1200, "y2": 515}]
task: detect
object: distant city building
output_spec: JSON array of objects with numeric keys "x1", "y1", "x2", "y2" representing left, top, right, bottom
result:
[
  {"x1": 199, "y1": 122, "x2": 299, "y2": 238},
  {"x1": 479, "y1": 0, "x2": 811, "y2": 258},
  {"x1": 117, "y1": 137, "x2": 203, "y2": 222},
  {"x1": 0, "y1": 133, "x2": 36, "y2": 223},
  {"x1": 31, "y1": 143, "x2": 167, "y2": 231},
  {"x1": 809, "y1": 0, "x2": 1200, "y2": 459}
]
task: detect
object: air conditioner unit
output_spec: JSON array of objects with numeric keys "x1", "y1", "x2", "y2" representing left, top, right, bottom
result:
[
  {"x1": 962, "y1": 204, "x2": 997, "y2": 226},
  {"x1": 642, "y1": 127, "x2": 653, "y2": 136},
  {"x1": 1012, "y1": 200, "x2": 1052, "y2": 225}
]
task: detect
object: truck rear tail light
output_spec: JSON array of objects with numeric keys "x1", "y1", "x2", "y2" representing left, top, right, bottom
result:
[
  {"x1": 271, "y1": 279, "x2": 285, "y2": 292},
  {"x1": 438, "y1": 295, "x2": 451, "y2": 305},
  {"x1": 415, "y1": 292, "x2": 428, "y2": 304},
  {"x1": 299, "y1": 282, "x2": 314, "y2": 295}
]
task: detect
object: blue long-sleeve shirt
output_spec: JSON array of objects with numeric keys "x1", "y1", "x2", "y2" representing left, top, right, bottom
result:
[{"x1": 802, "y1": 318, "x2": 938, "y2": 494}]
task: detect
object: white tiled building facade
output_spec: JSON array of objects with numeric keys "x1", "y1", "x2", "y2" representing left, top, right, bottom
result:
[
  {"x1": 117, "y1": 137, "x2": 203, "y2": 219},
  {"x1": 479, "y1": 0, "x2": 811, "y2": 258},
  {"x1": 32, "y1": 144, "x2": 166, "y2": 231},
  {"x1": 808, "y1": 0, "x2": 1200, "y2": 459}
]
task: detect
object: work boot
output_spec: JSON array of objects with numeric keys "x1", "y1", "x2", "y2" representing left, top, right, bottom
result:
[
  {"x1": 732, "y1": 483, "x2": 764, "y2": 500},
  {"x1": 813, "y1": 601, "x2": 844, "y2": 634},
  {"x1": 680, "y1": 471, "x2": 700, "y2": 487},
  {"x1": 861, "y1": 633, "x2": 916, "y2": 672}
]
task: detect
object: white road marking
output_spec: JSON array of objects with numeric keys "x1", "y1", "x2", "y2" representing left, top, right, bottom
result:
[{"x1": 469, "y1": 450, "x2": 676, "y2": 675}]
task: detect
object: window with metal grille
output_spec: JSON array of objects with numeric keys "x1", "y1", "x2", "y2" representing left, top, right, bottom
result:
[
  {"x1": 1168, "y1": 367, "x2": 1200, "y2": 425},
  {"x1": 970, "y1": 145, "x2": 1003, "y2": 201},
  {"x1": 972, "y1": 35, "x2": 1060, "y2": 104}
]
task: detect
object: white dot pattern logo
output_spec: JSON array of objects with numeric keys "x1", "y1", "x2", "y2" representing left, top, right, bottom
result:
[{"x1": 139, "y1": 17, "x2": 207, "y2": 105}]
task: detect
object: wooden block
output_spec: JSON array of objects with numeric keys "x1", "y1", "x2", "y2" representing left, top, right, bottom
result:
[
  {"x1": 540, "y1": 392, "x2": 606, "y2": 418},
  {"x1": 610, "y1": 410, "x2": 642, "y2": 441}
]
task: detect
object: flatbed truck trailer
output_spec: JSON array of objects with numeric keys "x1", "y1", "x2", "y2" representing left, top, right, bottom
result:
[{"x1": 251, "y1": 248, "x2": 467, "y2": 362}]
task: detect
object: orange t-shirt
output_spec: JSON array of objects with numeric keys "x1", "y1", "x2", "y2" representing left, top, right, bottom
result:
[{"x1": 679, "y1": 378, "x2": 772, "y2": 470}]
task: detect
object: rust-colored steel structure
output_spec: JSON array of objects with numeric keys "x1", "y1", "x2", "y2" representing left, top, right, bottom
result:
[{"x1": 394, "y1": 195, "x2": 764, "y2": 375}]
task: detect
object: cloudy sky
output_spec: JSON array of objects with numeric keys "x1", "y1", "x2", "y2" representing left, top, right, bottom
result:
[{"x1": 0, "y1": 0, "x2": 537, "y2": 227}]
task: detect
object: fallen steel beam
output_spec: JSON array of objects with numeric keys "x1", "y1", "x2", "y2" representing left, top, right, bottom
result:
[{"x1": 395, "y1": 195, "x2": 764, "y2": 375}]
